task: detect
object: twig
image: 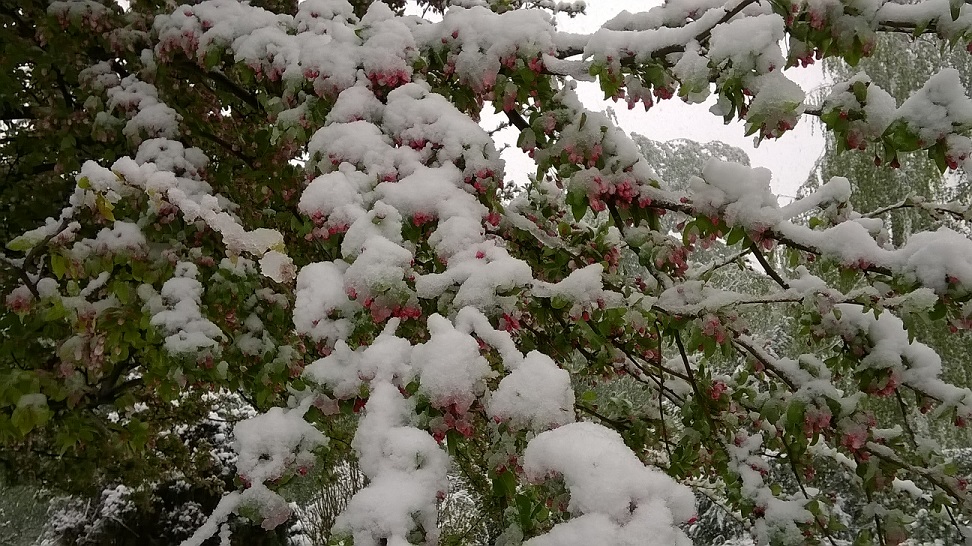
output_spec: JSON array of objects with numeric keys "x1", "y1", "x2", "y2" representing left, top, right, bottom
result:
[
  {"x1": 5, "y1": 217, "x2": 71, "y2": 298},
  {"x1": 750, "y1": 242, "x2": 789, "y2": 289},
  {"x1": 730, "y1": 335, "x2": 797, "y2": 391},
  {"x1": 779, "y1": 437, "x2": 839, "y2": 546}
]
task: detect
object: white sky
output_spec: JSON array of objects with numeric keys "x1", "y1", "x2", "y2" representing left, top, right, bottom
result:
[{"x1": 476, "y1": 0, "x2": 828, "y2": 200}]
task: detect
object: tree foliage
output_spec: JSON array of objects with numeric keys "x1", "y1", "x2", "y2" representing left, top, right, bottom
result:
[{"x1": 4, "y1": 0, "x2": 972, "y2": 545}]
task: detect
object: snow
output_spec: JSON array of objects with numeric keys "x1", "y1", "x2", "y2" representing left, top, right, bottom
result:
[
  {"x1": 293, "y1": 261, "x2": 359, "y2": 344},
  {"x1": 522, "y1": 422, "x2": 695, "y2": 545},
  {"x1": 21, "y1": 1, "x2": 972, "y2": 544},
  {"x1": 259, "y1": 250, "x2": 295, "y2": 283},
  {"x1": 298, "y1": 168, "x2": 368, "y2": 222},
  {"x1": 898, "y1": 68, "x2": 972, "y2": 143},
  {"x1": 821, "y1": 72, "x2": 897, "y2": 139},
  {"x1": 689, "y1": 159, "x2": 779, "y2": 230},
  {"x1": 708, "y1": 14, "x2": 785, "y2": 77},
  {"x1": 830, "y1": 304, "x2": 972, "y2": 418},
  {"x1": 411, "y1": 314, "x2": 493, "y2": 412},
  {"x1": 233, "y1": 402, "x2": 326, "y2": 486},
  {"x1": 487, "y1": 350, "x2": 574, "y2": 430},
  {"x1": 150, "y1": 262, "x2": 224, "y2": 354},
  {"x1": 726, "y1": 431, "x2": 813, "y2": 543},
  {"x1": 333, "y1": 383, "x2": 448, "y2": 546}
]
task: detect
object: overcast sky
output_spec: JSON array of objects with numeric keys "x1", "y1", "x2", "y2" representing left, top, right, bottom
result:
[{"x1": 476, "y1": 0, "x2": 828, "y2": 200}]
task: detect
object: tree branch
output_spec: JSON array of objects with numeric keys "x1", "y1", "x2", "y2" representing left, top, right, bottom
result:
[{"x1": 749, "y1": 242, "x2": 789, "y2": 289}]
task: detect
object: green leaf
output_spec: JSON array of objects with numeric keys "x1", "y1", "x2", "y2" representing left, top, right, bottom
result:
[
  {"x1": 725, "y1": 227, "x2": 745, "y2": 247},
  {"x1": 5, "y1": 235, "x2": 35, "y2": 252},
  {"x1": 852, "y1": 529, "x2": 872, "y2": 546},
  {"x1": 50, "y1": 253, "x2": 66, "y2": 279},
  {"x1": 204, "y1": 47, "x2": 222, "y2": 70},
  {"x1": 931, "y1": 142, "x2": 948, "y2": 173},
  {"x1": 60, "y1": 134, "x2": 76, "y2": 151},
  {"x1": 851, "y1": 80, "x2": 868, "y2": 104},
  {"x1": 785, "y1": 401, "x2": 805, "y2": 431},
  {"x1": 113, "y1": 281, "x2": 133, "y2": 304},
  {"x1": 912, "y1": 19, "x2": 929, "y2": 37},
  {"x1": 516, "y1": 494, "x2": 534, "y2": 530},
  {"x1": 96, "y1": 194, "x2": 115, "y2": 221},
  {"x1": 492, "y1": 468, "x2": 517, "y2": 499}
]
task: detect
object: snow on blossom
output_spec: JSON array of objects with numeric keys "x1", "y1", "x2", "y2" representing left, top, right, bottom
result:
[
  {"x1": 689, "y1": 159, "x2": 779, "y2": 229},
  {"x1": 303, "y1": 341, "x2": 364, "y2": 399},
  {"x1": 293, "y1": 261, "x2": 359, "y2": 344},
  {"x1": 745, "y1": 71, "x2": 806, "y2": 134},
  {"x1": 105, "y1": 75, "x2": 181, "y2": 143},
  {"x1": 708, "y1": 13, "x2": 785, "y2": 76},
  {"x1": 233, "y1": 400, "x2": 325, "y2": 485},
  {"x1": 532, "y1": 263, "x2": 619, "y2": 308},
  {"x1": 692, "y1": 159, "x2": 972, "y2": 296},
  {"x1": 359, "y1": 10, "x2": 416, "y2": 85},
  {"x1": 525, "y1": 503, "x2": 690, "y2": 546},
  {"x1": 382, "y1": 82, "x2": 503, "y2": 178},
  {"x1": 308, "y1": 119, "x2": 395, "y2": 174},
  {"x1": 415, "y1": 242, "x2": 534, "y2": 311},
  {"x1": 453, "y1": 306, "x2": 523, "y2": 367},
  {"x1": 259, "y1": 250, "x2": 295, "y2": 283},
  {"x1": 584, "y1": 6, "x2": 725, "y2": 64},
  {"x1": 134, "y1": 138, "x2": 209, "y2": 176},
  {"x1": 71, "y1": 221, "x2": 147, "y2": 258},
  {"x1": 342, "y1": 234, "x2": 413, "y2": 304},
  {"x1": 726, "y1": 431, "x2": 813, "y2": 542},
  {"x1": 150, "y1": 262, "x2": 224, "y2": 354},
  {"x1": 488, "y1": 350, "x2": 574, "y2": 430},
  {"x1": 897, "y1": 68, "x2": 972, "y2": 143},
  {"x1": 411, "y1": 6, "x2": 557, "y2": 92},
  {"x1": 821, "y1": 72, "x2": 897, "y2": 138},
  {"x1": 657, "y1": 279, "x2": 742, "y2": 316},
  {"x1": 830, "y1": 304, "x2": 972, "y2": 415},
  {"x1": 340, "y1": 201, "x2": 404, "y2": 258},
  {"x1": 780, "y1": 222, "x2": 972, "y2": 294},
  {"x1": 671, "y1": 41, "x2": 711, "y2": 103},
  {"x1": 523, "y1": 422, "x2": 695, "y2": 544},
  {"x1": 298, "y1": 167, "x2": 368, "y2": 222},
  {"x1": 375, "y1": 164, "x2": 484, "y2": 227},
  {"x1": 87, "y1": 71, "x2": 292, "y2": 275},
  {"x1": 334, "y1": 382, "x2": 448, "y2": 546},
  {"x1": 777, "y1": 176, "x2": 851, "y2": 220},
  {"x1": 411, "y1": 314, "x2": 493, "y2": 412},
  {"x1": 325, "y1": 84, "x2": 385, "y2": 124},
  {"x1": 893, "y1": 228, "x2": 972, "y2": 292},
  {"x1": 303, "y1": 321, "x2": 413, "y2": 399}
]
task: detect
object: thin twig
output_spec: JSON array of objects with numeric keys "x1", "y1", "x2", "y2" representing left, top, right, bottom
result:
[{"x1": 750, "y1": 242, "x2": 789, "y2": 289}]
